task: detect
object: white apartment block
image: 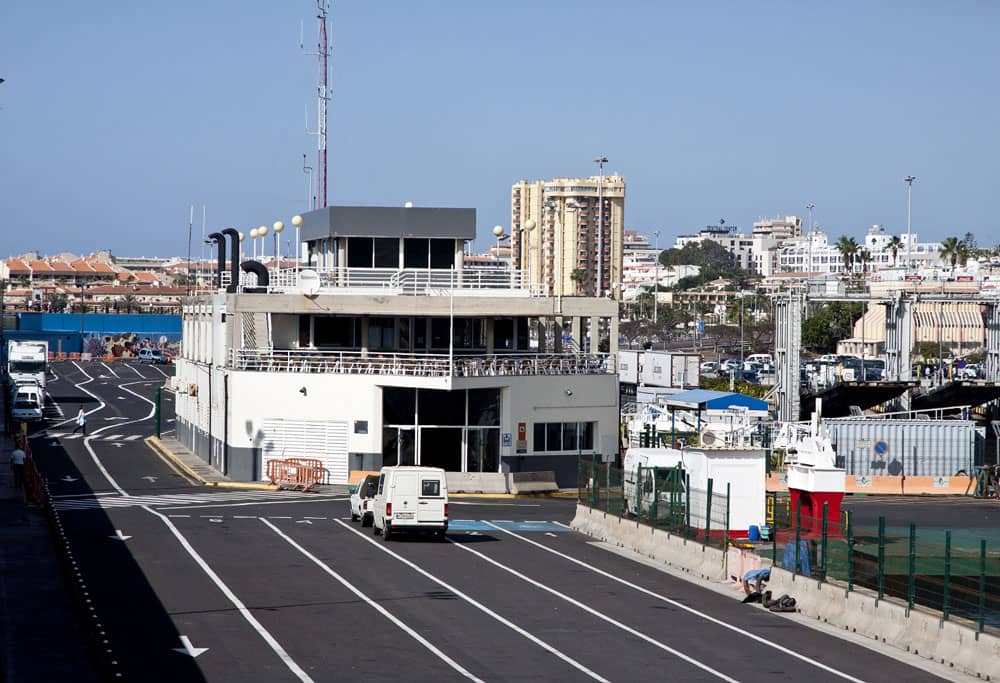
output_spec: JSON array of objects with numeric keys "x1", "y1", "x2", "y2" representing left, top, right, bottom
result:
[
  {"x1": 511, "y1": 175, "x2": 626, "y2": 298},
  {"x1": 777, "y1": 226, "x2": 944, "y2": 274},
  {"x1": 673, "y1": 224, "x2": 780, "y2": 276}
]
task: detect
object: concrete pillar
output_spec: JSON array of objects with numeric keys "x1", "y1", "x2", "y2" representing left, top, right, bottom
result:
[
  {"x1": 553, "y1": 317, "x2": 563, "y2": 353},
  {"x1": 571, "y1": 317, "x2": 582, "y2": 352},
  {"x1": 454, "y1": 240, "x2": 464, "y2": 286},
  {"x1": 337, "y1": 238, "x2": 347, "y2": 287},
  {"x1": 609, "y1": 315, "x2": 619, "y2": 358},
  {"x1": 485, "y1": 318, "x2": 494, "y2": 355},
  {"x1": 589, "y1": 315, "x2": 600, "y2": 354},
  {"x1": 535, "y1": 319, "x2": 547, "y2": 353},
  {"x1": 360, "y1": 317, "x2": 369, "y2": 358}
]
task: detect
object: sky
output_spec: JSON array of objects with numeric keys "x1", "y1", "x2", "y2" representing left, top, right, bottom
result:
[{"x1": 1, "y1": 1, "x2": 998, "y2": 258}]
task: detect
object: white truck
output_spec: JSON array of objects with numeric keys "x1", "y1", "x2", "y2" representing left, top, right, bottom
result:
[{"x1": 7, "y1": 340, "x2": 48, "y2": 397}]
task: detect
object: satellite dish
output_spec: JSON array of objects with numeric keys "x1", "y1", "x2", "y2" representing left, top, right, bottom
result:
[{"x1": 299, "y1": 269, "x2": 321, "y2": 295}]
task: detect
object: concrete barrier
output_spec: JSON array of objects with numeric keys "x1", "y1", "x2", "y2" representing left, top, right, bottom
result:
[
  {"x1": 446, "y1": 472, "x2": 509, "y2": 494},
  {"x1": 508, "y1": 471, "x2": 558, "y2": 494},
  {"x1": 571, "y1": 504, "x2": 727, "y2": 582},
  {"x1": 574, "y1": 502, "x2": 1000, "y2": 680}
]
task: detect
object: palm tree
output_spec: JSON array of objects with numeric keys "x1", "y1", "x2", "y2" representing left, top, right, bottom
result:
[
  {"x1": 569, "y1": 268, "x2": 589, "y2": 295},
  {"x1": 835, "y1": 236, "x2": 859, "y2": 276},
  {"x1": 939, "y1": 236, "x2": 966, "y2": 275},
  {"x1": 888, "y1": 235, "x2": 903, "y2": 267},
  {"x1": 858, "y1": 249, "x2": 872, "y2": 275}
]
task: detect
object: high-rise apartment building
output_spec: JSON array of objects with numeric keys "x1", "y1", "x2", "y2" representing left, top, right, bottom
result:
[{"x1": 511, "y1": 175, "x2": 626, "y2": 298}]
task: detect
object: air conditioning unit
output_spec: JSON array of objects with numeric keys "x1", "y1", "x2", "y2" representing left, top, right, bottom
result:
[{"x1": 700, "y1": 430, "x2": 724, "y2": 448}]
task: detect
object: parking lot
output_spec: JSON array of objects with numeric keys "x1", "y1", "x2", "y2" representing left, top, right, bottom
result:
[{"x1": 23, "y1": 361, "x2": 956, "y2": 682}]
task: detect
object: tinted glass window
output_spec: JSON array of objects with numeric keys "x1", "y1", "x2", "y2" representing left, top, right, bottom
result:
[
  {"x1": 404, "y1": 238, "x2": 429, "y2": 268},
  {"x1": 533, "y1": 423, "x2": 545, "y2": 450},
  {"x1": 313, "y1": 316, "x2": 357, "y2": 347},
  {"x1": 430, "y1": 239, "x2": 453, "y2": 269},
  {"x1": 383, "y1": 387, "x2": 416, "y2": 424},
  {"x1": 418, "y1": 389, "x2": 465, "y2": 426},
  {"x1": 347, "y1": 237, "x2": 373, "y2": 267},
  {"x1": 468, "y1": 388, "x2": 500, "y2": 426},
  {"x1": 421, "y1": 479, "x2": 441, "y2": 497},
  {"x1": 373, "y1": 238, "x2": 398, "y2": 268}
]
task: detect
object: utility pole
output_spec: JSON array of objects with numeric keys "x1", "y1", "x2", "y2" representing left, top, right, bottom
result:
[
  {"x1": 653, "y1": 229, "x2": 661, "y2": 325},
  {"x1": 904, "y1": 176, "x2": 916, "y2": 270},
  {"x1": 304, "y1": 2, "x2": 331, "y2": 208},
  {"x1": 806, "y1": 203, "x2": 815, "y2": 275}
]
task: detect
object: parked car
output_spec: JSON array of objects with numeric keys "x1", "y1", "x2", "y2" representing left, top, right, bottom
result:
[
  {"x1": 372, "y1": 466, "x2": 449, "y2": 541},
  {"x1": 138, "y1": 348, "x2": 169, "y2": 364},
  {"x1": 350, "y1": 474, "x2": 379, "y2": 526},
  {"x1": 700, "y1": 361, "x2": 719, "y2": 375}
]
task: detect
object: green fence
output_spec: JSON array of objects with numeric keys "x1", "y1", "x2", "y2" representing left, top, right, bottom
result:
[
  {"x1": 577, "y1": 459, "x2": 731, "y2": 551},
  {"x1": 766, "y1": 493, "x2": 999, "y2": 633}
]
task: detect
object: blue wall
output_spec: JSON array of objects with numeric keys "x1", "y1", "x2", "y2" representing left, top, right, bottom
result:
[{"x1": 17, "y1": 313, "x2": 181, "y2": 337}]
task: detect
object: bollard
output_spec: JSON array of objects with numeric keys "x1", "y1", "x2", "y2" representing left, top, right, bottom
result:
[
  {"x1": 877, "y1": 516, "x2": 886, "y2": 601},
  {"x1": 943, "y1": 530, "x2": 952, "y2": 620}
]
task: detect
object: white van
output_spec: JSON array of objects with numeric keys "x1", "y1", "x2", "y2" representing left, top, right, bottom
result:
[
  {"x1": 11, "y1": 383, "x2": 43, "y2": 422},
  {"x1": 746, "y1": 353, "x2": 773, "y2": 367},
  {"x1": 622, "y1": 448, "x2": 686, "y2": 517},
  {"x1": 372, "y1": 466, "x2": 449, "y2": 540}
]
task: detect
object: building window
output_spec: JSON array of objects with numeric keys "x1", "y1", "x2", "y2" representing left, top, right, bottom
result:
[{"x1": 532, "y1": 421, "x2": 595, "y2": 452}]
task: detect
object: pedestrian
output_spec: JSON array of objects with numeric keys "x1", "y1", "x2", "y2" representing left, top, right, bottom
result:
[
  {"x1": 10, "y1": 443, "x2": 26, "y2": 491},
  {"x1": 72, "y1": 405, "x2": 87, "y2": 435}
]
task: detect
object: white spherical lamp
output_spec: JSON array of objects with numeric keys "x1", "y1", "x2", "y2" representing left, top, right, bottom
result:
[
  {"x1": 291, "y1": 215, "x2": 303, "y2": 228},
  {"x1": 273, "y1": 221, "x2": 284, "y2": 234},
  {"x1": 258, "y1": 225, "x2": 268, "y2": 237},
  {"x1": 238, "y1": 231, "x2": 245, "y2": 242},
  {"x1": 524, "y1": 219, "x2": 536, "y2": 231},
  {"x1": 249, "y1": 228, "x2": 259, "y2": 239},
  {"x1": 492, "y1": 225, "x2": 505, "y2": 238}
]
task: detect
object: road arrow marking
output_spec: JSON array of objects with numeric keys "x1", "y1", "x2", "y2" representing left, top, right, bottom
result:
[
  {"x1": 110, "y1": 530, "x2": 132, "y2": 541},
  {"x1": 295, "y1": 519, "x2": 313, "y2": 525},
  {"x1": 209, "y1": 518, "x2": 223, "y2": 523},
  {"x1": 142, "y1": 476, "x2": 158, "y2": 483},
  {"x1": 112, "y1": 443, "x2": 124, "y2": 448},
  {"x1": 103, "y1": 417, "x2": 129, "y2": 421},
  {"x1": 545, "y1": 532, "x2": 557, "y2": 537},
  {"x1": 172, "y1": 635, "x2": 208, "y2": 658},
  {"x1": 61, "y1": 476, "x2": 78, "y2": 483}
]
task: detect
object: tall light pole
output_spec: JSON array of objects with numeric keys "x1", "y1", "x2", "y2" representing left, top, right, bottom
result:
[
  {"x1": 805, "y1": 203, "x2": 815, "y2": 274},
  {"x1": 652, "y1": 229, "x2": 661, "y2": 325},
  {"x1": 594, "y1": 155, "x2": 608, "y2": 298},
  {"x1": 273, "y1": 221, "x2": 284, "y2": 269},
  {"x1": 904, "y1": 175, "x2": 916, "y2": 270},
  {"x1": 291, "y1": 215, "x2": 304, "y2": 270}
]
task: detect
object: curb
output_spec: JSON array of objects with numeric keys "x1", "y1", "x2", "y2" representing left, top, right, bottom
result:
[{"x1": 144, "y1": 436, "x2": 278, "y2": 491}]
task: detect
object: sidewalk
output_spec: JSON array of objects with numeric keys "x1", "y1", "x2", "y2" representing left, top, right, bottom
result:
[
  {"x1": 147, "y1": 435, "x2": 280, "y2": 490},
  {"x1": 0, "y1": 431, "x2": 97, "y2": 682}
]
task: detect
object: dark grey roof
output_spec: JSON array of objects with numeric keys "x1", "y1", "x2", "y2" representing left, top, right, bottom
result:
[{"x1": 299, "y1": 206, "x2": 476, "y2": 242}]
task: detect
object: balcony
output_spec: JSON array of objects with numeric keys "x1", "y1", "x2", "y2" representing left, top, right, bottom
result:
[
  {"x1": 215, "y1": 266, "x2": 541, "y2": 297},
  {"x1": 228, "y1": 348, "x2": 615, "y2": 378}
]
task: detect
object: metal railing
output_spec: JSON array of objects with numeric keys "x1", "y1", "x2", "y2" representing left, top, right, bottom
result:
[
  {"x1": 228, "y1": 348, "x2": 615, "y2": 378},
  {"x1": 215, "y1": 266, "x2": 537, "y2": 295},
  {"x1": 578, "y1": 460, "x2": 731, "y2": 551},
  {"x1": 766, "y1": 493, "x2": 999, "y2": 634}
]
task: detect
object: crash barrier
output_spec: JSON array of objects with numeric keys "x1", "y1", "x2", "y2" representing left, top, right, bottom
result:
[
  {"x1": 265, "y1": 458, "x2": 324, "y2": 491},
  {"x1": 508, "y1": 471, "x2": 558, "y2": 494},
  {"x1": 763, "y1": 492, "x2": 999, "y2": 637},
  {"x1": 577, "y1": 459, "x2": 731, "y2": 551},
  {"x1": 766, "y1": 472, "x2": 974, "y2": 496},
  {"x1": 446, "y1": 471, "x2": 508, "y2": 494}
]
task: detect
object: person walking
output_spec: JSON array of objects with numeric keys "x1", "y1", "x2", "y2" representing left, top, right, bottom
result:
[
  {"x1": 10, "y1": 442, "x2": 26, "y2": 492},
  {"x1": 71, "y1": 405, "x2": 87, "y2": 435}
]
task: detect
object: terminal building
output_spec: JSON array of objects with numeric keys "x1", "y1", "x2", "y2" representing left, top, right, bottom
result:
[{"x1": 172, "y1": 206, "x2": 620, "y2": 487}]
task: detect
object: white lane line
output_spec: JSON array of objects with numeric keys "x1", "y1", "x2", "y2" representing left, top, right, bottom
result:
[
  {"x1": 262, "y1": 519, "x2": 484, "y2": 682},
  {"x1": 123, "y1": 435, "x2": 142, "y2": 441},
  {"x1": 233, "y1": 515, "x2": 257, "y2": 519},
  {"x1": 457, "y1": 530, "x2": 738, "y2": 682},
  {"x1": 51, "y1": 491, "x2": 121, "y2": 499},
  {"x1": 100, "y1": 362, "x2": 120, "y2": 379},
  {"x1": 65, "y1": 362, "x2": 130, "y2": 495},
  {"x1": 149, "y1": 364, "x2": 171, "y2": 378},
  {"x1": 124, "y1": 363, "x2": 145, "y2": 378},
  {"x1": 484, "y1": 523, "x2": 869, "y2": 683},
  {"x1": 144, "y1": 507, "x2": 313, "y2": 681},
  {"x1": 550, "y1": 521, "x2": 573, "y2": 529},
  {"x1": 168, "y1": 514, "x2": 191, "y2": 518},
  {"x1": 156, "y1": 498, "x2": 348, "y2": 511},
  {"x1": 333, "y1": 520, "x2": 609, "y2": 683},
  {"x1": 104, "y1": 434, "x2": 123, "y2": 441}
]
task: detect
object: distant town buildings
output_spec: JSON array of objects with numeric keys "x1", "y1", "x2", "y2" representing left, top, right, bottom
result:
[{"x1": 510, "y1": 174, "x2": 626, "y2": 298}]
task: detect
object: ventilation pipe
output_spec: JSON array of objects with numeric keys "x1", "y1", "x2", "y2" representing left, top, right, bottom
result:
[
  {"x1": 240, "y1": 261, "x2": 270, "y2": 293},
  {"x1": 207, "y1": 232, "x2": 225, "y2": 289},
  {"x1": 221, "y1": 228, "x2": 241, "y2": 293}
]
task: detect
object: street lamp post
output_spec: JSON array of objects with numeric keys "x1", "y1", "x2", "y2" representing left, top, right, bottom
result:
[
  {"x1": 273, "y1": 221, "x2": 284, "y2": 271},
  {"x1": 257, "y1": 225, "x2": 269, "y2": 261},
  {"x1": 806, "y1": 203, "x2": 815, "y2": 274},
  {"x1": 652, "y1": 230, "x2": 661, "y2": 325},
  {"x1": 594, "y1": 155, "x2": 608, "y2": 297},
  {"x1": 904, "y1": 175, "x2": 916, "y2": 270},
  {"x1": 291, "y1": 215, "x2": 304, "y2": 271},
  {"x1": 250, "y1": 228, "x2": 259, "y2": 260}
]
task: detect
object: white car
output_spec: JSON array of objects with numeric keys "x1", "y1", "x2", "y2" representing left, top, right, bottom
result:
[{"x1": 350, "y1": 474, "x2": 379, "y2": 526}]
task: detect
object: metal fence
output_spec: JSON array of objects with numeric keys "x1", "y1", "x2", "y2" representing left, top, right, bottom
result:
[
  {"x1": 766, "y1": 493, "x2": 999, "y2": 633},
  {"x1": 577, "y1": 459, "x2": 731, "y2": 550}
]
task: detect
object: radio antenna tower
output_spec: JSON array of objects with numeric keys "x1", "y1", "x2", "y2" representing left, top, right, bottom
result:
[{"x1": 302, "y1": 1, "x2": 331, "y2": 208}]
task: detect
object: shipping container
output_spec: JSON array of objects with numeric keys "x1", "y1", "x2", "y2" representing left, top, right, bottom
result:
[
  {"x1": 618, "y1": 350, "x2": 640, "y2": 385},
  {"x1": 639, "y1": 352, "x2": 700, "y2": 389},
  {"x1": 825, "y1": 418, "x2": 975, "y2": 478}
]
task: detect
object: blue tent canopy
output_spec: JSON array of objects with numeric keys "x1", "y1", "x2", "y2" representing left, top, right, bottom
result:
[{"x1": 664, "y1": 389, "x2": 768, "y2": 412}]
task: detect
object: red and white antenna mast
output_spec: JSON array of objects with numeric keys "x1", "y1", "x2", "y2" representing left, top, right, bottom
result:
[{"x1": 304, "y1": 1, "x2": 331, "y2": 208}]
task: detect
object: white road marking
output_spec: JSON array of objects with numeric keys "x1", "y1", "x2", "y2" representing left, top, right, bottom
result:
[
  {"x1": 104, "y1": 434, "x2": 123, "y2": 440},
  {"x1": 233, "y1": 515, "x2": 257, "y2": 519},
  {"x1": 148, "y1": 364, "x2": 171, "y2": 378},
  {"x1": 550, "y1": 521, "x2": 573, "y2": 529},
  {"x1": 101, "y1": 362, "x2": 120, "y2": 378},
  {"x1": 144, "y1": 507, "x2": 314, "y2": 682},
  {"x1": 333, "y1": 520, "x2": 610, "y2": 683},
  {"x1": 155, "y1": 497, "x2": 348, "y2": 511},
  {"x1": 485, "y1": 522, "x2": 870, "y2": 683},
  {"x1": 51, "y1": 491, "x2": 120, "y2": 499},
  {"x1": 545, "y1": 532, "x2": 557, "y2": 537},
  {"x1": 268, "y1": 516, "x2": 292, "y2": 519},
  {"x1": 172, "y1": 635, "x2": 208, "y2": 658},
  {"x1": 124, "y1": 363, "x2": 145, "y2": 378},
  {"x1": 262, "y1": 519, "x2": 483, "y2": 682},
  {"x1": 124, "y1": 435, "x2": 142, "y2": 441},
  {"x1": 457, "y1": 532, "x2": 738, "y2": 682},
  {"x1": 168, "y1": 514, "x2": 190, "y2": 518}
]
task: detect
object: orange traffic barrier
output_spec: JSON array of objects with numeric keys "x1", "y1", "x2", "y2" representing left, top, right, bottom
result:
[
  {"x1": 348, "y1": 470, "x2": 379, "y2": 490},
  {"x1": 47, "y1": 352, "x2": 56, "y2": 361},
  {"x1": 265, "y1": 458, "x2": 325, "y2": 491},
  {"x1": 69, "y1": 352, "x2": 81, "y2": 360},
  {"x1": 57, "y1": 352, "x2": 67, "y2": 360}
]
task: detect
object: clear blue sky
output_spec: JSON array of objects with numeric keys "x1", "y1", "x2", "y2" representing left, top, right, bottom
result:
[{"x1": 1, "y1": 1, "x2": 997, "y2": 258}]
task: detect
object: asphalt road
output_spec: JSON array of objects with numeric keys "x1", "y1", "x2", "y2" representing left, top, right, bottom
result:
[{"x1": 28, "y1": 360, "x2": 951, "y2": 682}]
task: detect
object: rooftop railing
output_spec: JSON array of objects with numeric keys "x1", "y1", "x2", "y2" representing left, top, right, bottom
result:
[
  {"x1": 214, "y1": 266, "x2": 538, "y2": 296},
  {"x1": 228, "y1": 348, "x2": 614, "y2": 378}
]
